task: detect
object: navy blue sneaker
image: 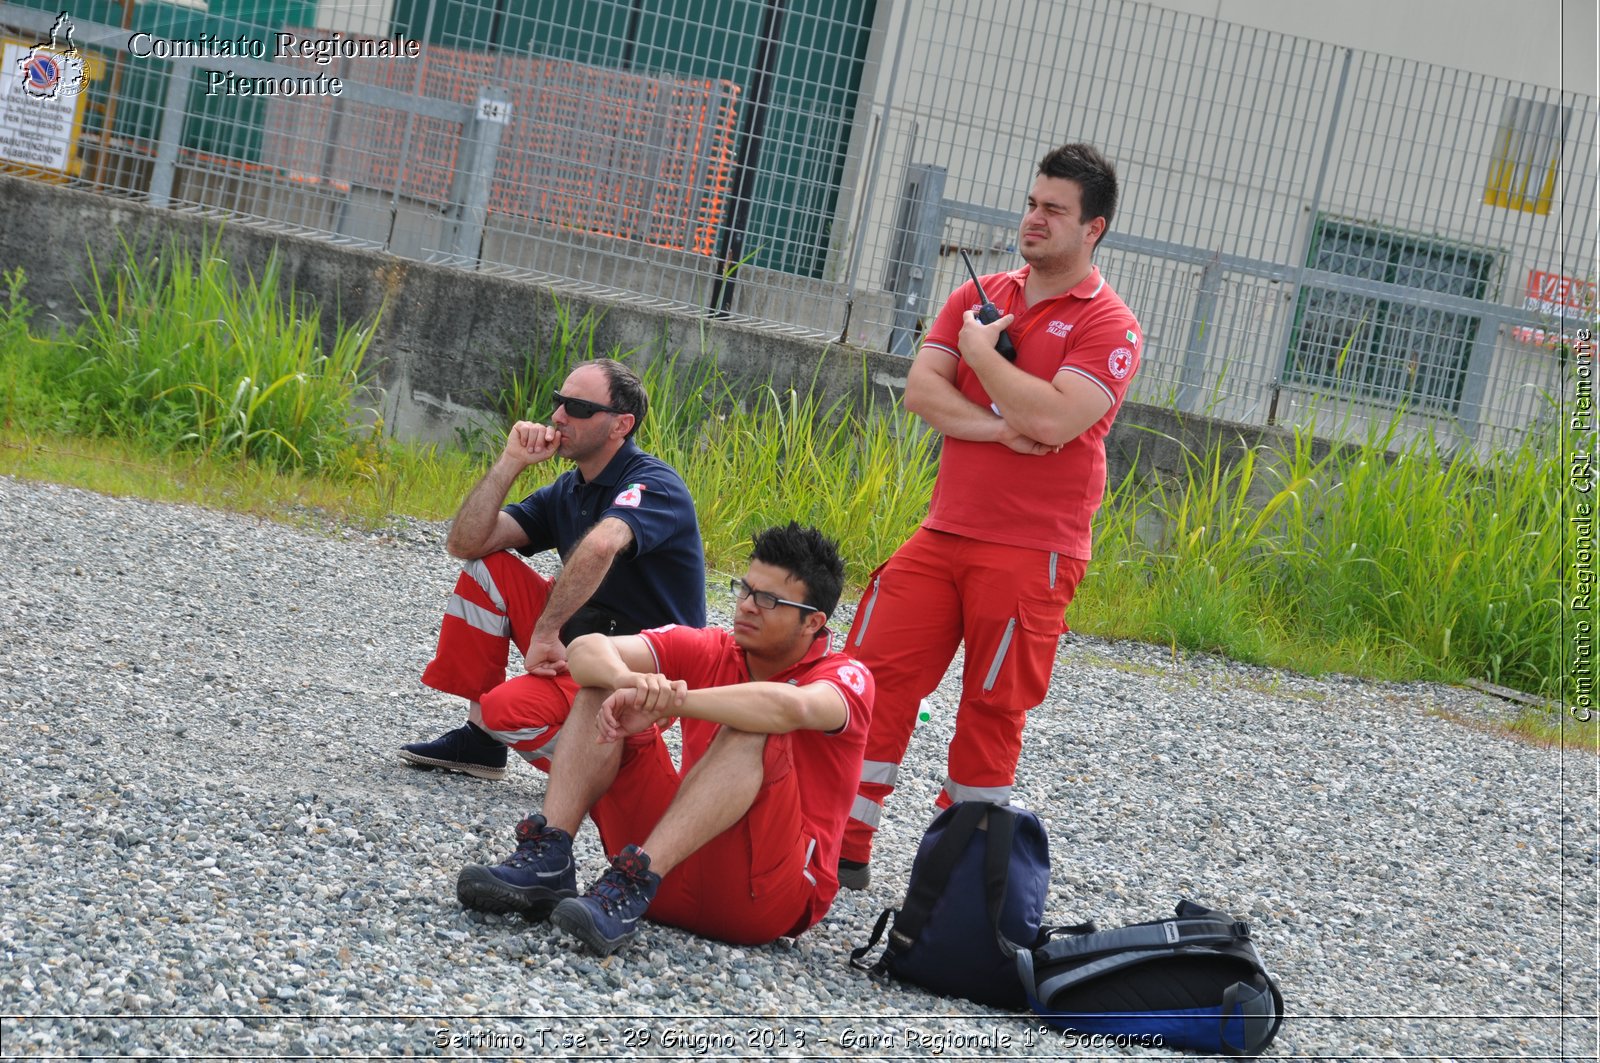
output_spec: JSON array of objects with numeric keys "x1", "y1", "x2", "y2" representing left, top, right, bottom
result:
[
  {"x1": 400, "y1": 723, "x2": 508, "y2": 780},
  {"x1": 456, "y1": 814, "x2": 576, "y2": 918},
  {"x1": 550, "y1": 845, "x2": 660, "y2": 955}
]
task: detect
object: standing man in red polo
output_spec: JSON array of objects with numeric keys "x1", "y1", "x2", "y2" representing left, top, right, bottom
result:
[{"x1": 838, "y1": 143, "x2": 1142, "y2": 889}]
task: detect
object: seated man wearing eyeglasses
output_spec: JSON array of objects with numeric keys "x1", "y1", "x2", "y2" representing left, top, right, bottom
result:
[
  {"x1": 455, "y1": 523, "x2": 873, "y2": 955},
  {"x1": 400, "y1": 358, "x2": 706, "y2": 781}
]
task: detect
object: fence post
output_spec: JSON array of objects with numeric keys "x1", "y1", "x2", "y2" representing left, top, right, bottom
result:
[
  {"x1": 447, "y1": 91, "x2": 511, "y2": 267},
  {"x1": 882, "y1": 161, "x2": 945, "y2": 357},
  {"x1": 147, "y1": 62, "x2": 190, "y2": 208},
  {"x1": 1267, "y1": 46, "x2": 1353, "y2": 425},
  {"x1": 1453, "y1": 322, "x2": 1496, "y2": 447},
  {"x1": 708, "y1": 0, "x2": 787, "y2": 316},
  {"x1": 838, "y1": 0, "x2": 913, "y2": 343},
  {"x1": 1178, "y1": 251, "x2": 1225, "y2": 413}
]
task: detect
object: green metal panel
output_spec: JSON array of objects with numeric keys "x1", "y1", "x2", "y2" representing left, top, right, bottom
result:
[
  {"x1": 8, "y1": 0, "x2": 128, "y2": 23},
  {"x1": 759, "y1": 0, "x2": 875, "y2": 276},
  {"x1": 634, "y1": 0, "x2": 876, "y2": 278},
  {"x1": 1285, "y1": 215, "x2": 1495, "y2": 413},
  {"x1": 159, "y1": 0, "x2": 317, "y2": 160}
]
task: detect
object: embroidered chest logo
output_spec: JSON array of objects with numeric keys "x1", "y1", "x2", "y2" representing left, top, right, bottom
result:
[
  {"x1": 837, "y1": 663, "x2": 868, "y2": 696},
  {"x1": 614, "y1": 483, "x2": 646, "y2": 508},
  {"x1": 1046, "y1": 320, "x2": 1072, "y2": 338},
  {"x1": 1107, "y1": 348, "x2": 1134, "y2": 380}
]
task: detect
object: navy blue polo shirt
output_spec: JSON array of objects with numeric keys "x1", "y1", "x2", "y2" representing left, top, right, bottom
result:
[{"x1": 502, "y1": 440, "x2": 706, "y2": 630}]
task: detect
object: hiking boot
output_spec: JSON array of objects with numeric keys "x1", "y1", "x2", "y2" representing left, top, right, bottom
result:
[
  {"x1": 456, "y1": 814, "x2": 576, "y2": 918},
  {"x1": 550, "y1": 845, "x2": 660, "y2": 955},
  {"x1": 400, "y1": 723, "x2": 507, "y2": 780},
  {"x1": 837, "y1": 857, "x2": 871, "y2": 891}
]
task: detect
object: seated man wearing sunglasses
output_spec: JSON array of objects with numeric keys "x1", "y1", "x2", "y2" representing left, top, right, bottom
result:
[
  {"x1": 455, "y1": 523, "x2": 873, "y2": 956},
  {"x1": 400, "y1": 358, "x2": 706, "y2": 781}
]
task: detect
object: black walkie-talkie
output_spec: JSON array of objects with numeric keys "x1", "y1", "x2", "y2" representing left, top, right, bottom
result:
[{"x1": 959, "y1": 250, "x2": 1018, "y2": 362}]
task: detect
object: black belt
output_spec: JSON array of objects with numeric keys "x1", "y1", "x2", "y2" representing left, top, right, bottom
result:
[{"x1": 560, "y1": 605, "x2": 642, "y2": 643}]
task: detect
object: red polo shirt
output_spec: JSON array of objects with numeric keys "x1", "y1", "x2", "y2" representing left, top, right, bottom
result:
[
  {"x1": 639, "y1": 624, "x2": 873, "y2": 915},
  {"x1": 920, "y1": 265, "x2": 1141, "y2": 559}
]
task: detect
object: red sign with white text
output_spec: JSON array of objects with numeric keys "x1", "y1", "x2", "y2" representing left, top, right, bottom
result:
[{"x1": 1514, "y1": 269, "x2": 1594, "y2": 346}]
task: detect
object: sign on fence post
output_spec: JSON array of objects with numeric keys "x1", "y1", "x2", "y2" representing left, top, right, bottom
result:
[{"x1": 0, "y1": 13, "x2": 92, "y2": 179}]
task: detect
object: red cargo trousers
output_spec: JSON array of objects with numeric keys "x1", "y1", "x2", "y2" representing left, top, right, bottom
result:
[
  {"x1": 839, "y1": 528, "x2": 1083, "y2": 863},
  {"x1": 420, "y1": 551, "x2": 579, "y2": 771}
]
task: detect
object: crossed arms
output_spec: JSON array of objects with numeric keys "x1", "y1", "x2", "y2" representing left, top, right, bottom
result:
[
  {"x1": 566, "y1": 633, "x2": 848, "y2": 741},
  {"x1": 907, "y1": 311, "x2": 1112, "y2": 449}
]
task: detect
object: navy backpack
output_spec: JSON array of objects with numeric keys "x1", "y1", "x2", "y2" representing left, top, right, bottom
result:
[
  {"x1": 1016, "y1": 899, "x2": 1285, "y2": 1056},
  {"x1": 849, "y1": 801, "x2": 1052, "y2": 1009}
]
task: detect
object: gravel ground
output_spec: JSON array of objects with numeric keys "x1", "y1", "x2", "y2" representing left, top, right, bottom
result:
[{"x1": 1, "y1": 474, "x2": 1595, "y2": 1062}]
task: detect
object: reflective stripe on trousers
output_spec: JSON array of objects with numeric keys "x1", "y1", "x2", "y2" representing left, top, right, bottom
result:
[
  {"x1": 480, "y1": 721, "x2": 551, "y2": 746},
  {"x1": 852, "y1": 575, "x2": 882, "y2": 648},
  {"x1": 858, "y1": 759, "x2": 899, "y2": 786},
  {"x1": 445, "y1": 594, "x2": 510, "y2": 638},
  {"x1": 941, "y1": 779, "x2": 1013, "y2": 805},
  {"x1": 847, "y1": 794, "x2": 882, "y2": 830},
  {"x1": 464, "y1": 558, "x2": 508, "y2": 611}
]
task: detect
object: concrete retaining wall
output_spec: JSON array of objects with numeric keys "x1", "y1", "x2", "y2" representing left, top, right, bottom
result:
[{"x1": 0, "y1": 173, "x2": 1328, "y2": 500}]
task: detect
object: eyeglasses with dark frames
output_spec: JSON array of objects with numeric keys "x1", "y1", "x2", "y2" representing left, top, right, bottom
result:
[
  {"x1": 730, "y1": 577, "x2": 819, "y2": 614},
  {"x1": 552, "y1": 391, "x2": 626, "y2": 419}
]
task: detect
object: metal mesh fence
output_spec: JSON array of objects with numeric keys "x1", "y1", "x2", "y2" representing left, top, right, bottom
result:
[
  {"x1": 264, "y1": 39, "x2": 740, "y2": 255},
  {"x1": 0, "y1": 0, "x2": 1591, "y2": 449}
]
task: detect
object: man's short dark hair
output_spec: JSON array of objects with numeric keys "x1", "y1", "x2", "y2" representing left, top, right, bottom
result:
[
  {"x1": 590, "y1": 358, "x2": 647, "y2": 439},
  {"x1": 750, "y1": 522, "x2": 845, "y2": 618},
  {"x1": 1037, "y1": 142, "x2": 1118, "y2": 235}
]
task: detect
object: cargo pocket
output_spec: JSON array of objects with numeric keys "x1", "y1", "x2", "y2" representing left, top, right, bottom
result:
[
  {"x1": 749, "y1": 846, "x2": 793, "y2": 900},
  {"x1": 751, "y1": 833, "x2": 815, "y2": 899},
  {"x1": 849, "y1": 560, "x2": 890, "y2": 649},
  {"x1": 981, "y1": 597, "x2": 1066, "y2": 705}
]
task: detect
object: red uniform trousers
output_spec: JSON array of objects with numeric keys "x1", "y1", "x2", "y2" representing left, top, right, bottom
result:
[
  {"x1": 420, "y1": 551, "x2": 579, "y2": 771},
  {"x1": 589, "y1": 726, "x2": 817, "y2": 946},
  {"x1": 839, "y1": 527, "x2": 1084, "y2": 863}
]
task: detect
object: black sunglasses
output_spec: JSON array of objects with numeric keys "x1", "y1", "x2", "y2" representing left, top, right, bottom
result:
[
  {"x1": 553, "y1": 391, "x2": 626, "y2": 419},
  {"x1": 730, "y1": 577, "x2": 819, "y2": 614}
]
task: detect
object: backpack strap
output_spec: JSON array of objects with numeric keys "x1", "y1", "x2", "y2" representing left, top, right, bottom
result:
[
  {"x1": 847, "y1": 908, "x2": 895, "y2": 971},
  {"x1": 1032, "y1": 915, "x2": 1251, "y2": 965},
  {"x1": 1017, "y1": 901, "x2": 1284, "y2": 1058},
  {"x1": 982, "y1": 805, "x2": 1019, "y2": 957},
  {"x1": 885, "y1": 801, "x2": 991, "y2": 952},
  {"x1": 1022, "y1": 945, "x2": 1283, "y2": 1059},
  {"x1": 1025, "y1": 940, "x2": 1169, "y2": 1002},
  {"x1": 1041, "y1": 921, "x2": 1099, "y2": 939}
]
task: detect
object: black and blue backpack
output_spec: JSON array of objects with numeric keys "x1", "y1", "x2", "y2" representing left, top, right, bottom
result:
[
  {"x1": 1016, "y1": 899, "x2": 1285, "y2": 1056},
  {"x1": 849, "y1": 801, "x2": 1050, "y2": 1009},
  {"x1": 847, "y1": 802, "x2": 1286, "y2": 1056}
]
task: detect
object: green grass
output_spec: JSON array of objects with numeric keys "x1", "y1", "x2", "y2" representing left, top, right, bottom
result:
[
  {"x1": 0, "y1": 249, "x2": 1582, "y2": 719},
  {"x1": 3, "y1": 238, "x2": 379, "y2": 472},
  {"x1": 1075, "y1": 414, "x2": 1576, "y2": 701}
]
